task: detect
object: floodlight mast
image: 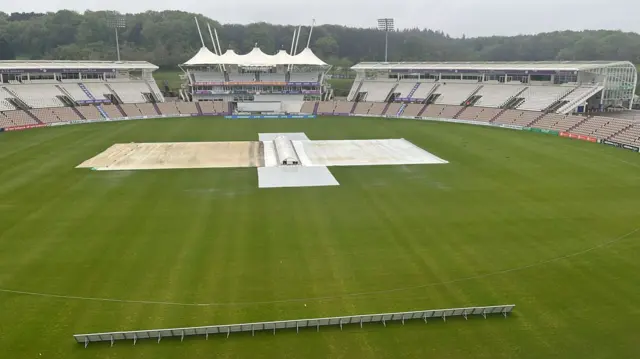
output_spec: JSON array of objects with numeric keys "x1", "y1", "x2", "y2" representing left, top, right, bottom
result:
[
  {"x1": 108, "y1": 14, "x2": 126, "y2": 61},
  {"x1": 377, "y1": 18, "x2": 394, "y2": 62}
]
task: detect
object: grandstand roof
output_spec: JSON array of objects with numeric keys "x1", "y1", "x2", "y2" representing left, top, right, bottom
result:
[
  {"x1": 0, "y1": 60, "x2": 158, "y2": 71},
  {"x1": 352, "y1": 61, "x2": 635, "y2": 72},
  {"x1": 183, "y1": 47, "x2": 327, "y2": 67}
]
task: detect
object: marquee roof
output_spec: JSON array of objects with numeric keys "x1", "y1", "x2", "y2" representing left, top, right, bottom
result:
[
  {"x1": 351, "y1": 61, "x2": 636, "y2": 72},
  {"x1": 183, "y1": 46, "x2": 327, "y2": 67}
]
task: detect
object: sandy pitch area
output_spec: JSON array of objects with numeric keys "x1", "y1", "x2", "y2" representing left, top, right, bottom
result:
[{"x1": 77, "y1": 142, "x2": 263, "y2": 170}]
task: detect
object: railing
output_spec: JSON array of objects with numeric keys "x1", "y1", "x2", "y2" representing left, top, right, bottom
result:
[{"x1": 74, "y1": 304, "x2": 515, "y2": 348}]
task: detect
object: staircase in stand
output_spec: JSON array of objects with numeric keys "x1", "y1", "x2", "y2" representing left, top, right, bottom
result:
[
  {"x1": 96, "y1": 105, "x2": 109, "y2": 119},
  {"x1": 416, "y1": 104, "x2": 429, "y2": 117},
  {"x1": 71, "y1": 107, "x2": 86, "y2": 120},
  {"x1": 195, "y1": 102, "x2": 203, "y2": 115},
  {"x1": 406, "y1": 83, "x2": 421, "y2": 100},
  {"x1": 490, "y1": 109, "x2": 509, "y2": 123},
  {"x1": 349, "y1": 101, "x2": 358, "y2": 114},
  {"x1": 25, "y1": 110, "x2": 43, "y2": 124},
  {"x1": 152, "y1": 102, "x2": 162, "y2": 115},
  {"x1": 527, "y1": 112, "x2": 551, "y2": 128},
  {"x1": 607, "y1": 122, "x2": 634, "y2": 140},
  {"x1": 312, "y1": 102, "x2": 320, "y2": 115},
  {"x1": 381, "y1": 102, "x2": 392, "y2": 116},
  {"x1": 567, "y1": 116, "x2": 590, "y2": 132},
  {"x1": 453, "y1": 106, "x2": 467, "y2": 119},
  {"x1": 78, "y1": 83, "x2": 97, "y2": 101},
  {"x1": 114, "y1": 104, "x2": 127, "y2": 117},
  {"x1": 396, "y1": 103, "x2": 407, "y2": 117}
]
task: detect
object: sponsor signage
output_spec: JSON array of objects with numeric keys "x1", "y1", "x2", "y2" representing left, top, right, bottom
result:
[
  {"x1": 623, "y1": 144, "x2": 640, "y2": 152},
  {"x1": 225, "y1": 114, "x2": 315, "y2": 120},
  {"x1": 559, "y1": 132, "x2": 597, "y2": 143},
  {"x1": 602, "y1": 139, "x2": 622, "y2": 148},
  {"x1": 4, "y1": 124, "x2": 47, "y2": 131}
]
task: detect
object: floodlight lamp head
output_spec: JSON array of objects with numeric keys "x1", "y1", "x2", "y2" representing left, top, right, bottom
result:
[
  {"x1": 377, "y1": 18, "x2": 395, "y2": 32},
  {"x1": 108, "y1": 15, "x2": 126, "y2": 28}
]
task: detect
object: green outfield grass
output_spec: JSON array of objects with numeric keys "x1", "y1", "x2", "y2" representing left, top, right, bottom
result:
[{"x1": 0, "y1": 117, "x2": 639, "y2": 359}]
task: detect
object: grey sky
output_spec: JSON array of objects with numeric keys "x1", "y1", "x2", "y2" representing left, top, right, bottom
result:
[{"x1": 4, "y1": 0, "x2": 639, "y2": 37}]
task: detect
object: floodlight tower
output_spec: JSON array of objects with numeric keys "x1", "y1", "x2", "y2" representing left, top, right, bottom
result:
[
  {"x1": 108, "y1": 14, "x2": 126, "y2": 61},
  {"x1": 377, "y1": 18, "x2": 394, "y2": 63}
]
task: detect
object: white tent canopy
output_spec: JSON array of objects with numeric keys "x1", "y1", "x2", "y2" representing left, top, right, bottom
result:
[
  {"x1": 183, "y1": 46, "x2": 327, "y2": 67},
  {"x1": 183, "y1": 47, "x2": 220, "y2": 66}
]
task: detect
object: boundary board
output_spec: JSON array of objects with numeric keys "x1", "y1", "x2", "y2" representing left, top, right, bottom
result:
[{"x1": 74, "y1": 304, "x2": 515, "y2": 347}]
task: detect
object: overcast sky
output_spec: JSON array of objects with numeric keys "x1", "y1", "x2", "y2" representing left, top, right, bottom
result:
[{"x1": 4, "y1": 0, "x2": 640, "y2": 38}]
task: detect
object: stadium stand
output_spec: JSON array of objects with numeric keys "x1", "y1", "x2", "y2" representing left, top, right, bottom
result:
[
  {"x1": 532, "y1": 113, "x2": 586, "y2": 132},
  {"x1": 316, "y1": 101, "x2": 336, "y2": 114},
  {"x1": 76, "y1": 105, "x2": 103, "y2": 121},
  {"x1": 402, "y1": 104, "x2": 426, "y2": 117},
  {"x1": 333, "y1": 101, "x2": 353, "y2": 114},
  {"x1": 422, "y1": 104, "x2": 446, "y2": 118},
  {"x1": 514, "y1": 86, "x2": 573, "y2": 111},
  {"x1": 4, "y1": 84, "x2": 65, "y2": 108},
  {"x1": 101, "y1": 104, "x2": 123, "y2": 119},
  {"x1": 493, "y1": 110, "x2": 540, "y2": 127},
  {"x1": 156, "y1": 102, "x2": 181, "y2": 116},
  {"x1": 357, "y1": 81, "x2": 396, "y2": 102},
  {"x1": 176, "y1": 102, "x2": 199, "y2": 115},
  {"x1": 610, "y1": 123, "x2": 640, "y2": 146},
  {"x1": 570, "y1": 116, "x2": 634, "y2": 139},
  {"x1": 411, "y1": 82, "x2": 438, "y2": 100},
  {"x1": 300, "y1": 101, "x2": 316, "y2": 114},
  {"x1": 2, "y1": 110, "x2": 39, "y2": 126},
  {"x1": 474, "y1": 84, "x2": 526, "y2": 108},
  {"x1": 135, "y1": 103, "x2": 159, "y2": 117},
  {"x1": 433, "y1": 83, "x2": 481, "y2": 106},
  {"x1": 120, "y1": 103, "x2": 143, "y2": 117},
  {"x1": 51, "y1": 107, "x2": 83, "y2": 122}
]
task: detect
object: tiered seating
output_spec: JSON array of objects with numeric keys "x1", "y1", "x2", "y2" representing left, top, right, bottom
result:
[
  {"x1": 1, "y1": 110, "x2": 39, "y2": 126},
  {"x1": 456, "y1": 106, "x2": 485, "y2": 121},
  {"x1": 0, "y1": 112, "x2": 12, "y2": 128},
  {"x1": 610, "y1": 124, "x2": 640, "y2": 146},
  {"x1": 368, "y1": 103, "x2": 387, "y2": 116},
  {"x1": 316, "y1": 101, "x2": 336, "y2": 114},
  {"x1": 1, "y1": 89, "x2": 17, "y2": 111},
  {"x1": 411, "y1": 82, "x2": 438, "y2": 99},
  {"x1": 290, "y1": 73, "x2": 320, "y2": 82},
  {"x1": 474, "y1": 108, "x2": 502, "y2": 122},
  {"x1": 352, "y1": 102, "x2": 372, "y2": 115},
  {"x1": 517, "y1": 86, "x2": 573, "y2": 111},
  {"x1": 385, "y1": 103, "x2": 403, "y2": 116},
  {"x1": 439, "y1": 105, "x2": 462, "y2": 118},
  {"x1": 157, "y1": 102, "x2": 181, "y2": 116},
  {"x1": 474, "y1": 85, "x2": 525, "y2": 107},
  {"x1": 176, "y1": 102, "x2": 198, "y2": 115},
  {"x1": 393, "y1": 82, "x2": 418, "y2": 98},
  {"x1": 228, "y1": 73, "x2": 255, "y2": 82},
  {"x1": 300, "y1": 101, "x2": 316, "y2": 114},
  {"x1": 494, "y1": 110, "x2": 539, "y2": 127},
  {"x1": 556, "y1": 85, "x2": 599, "y2": 112},
  {"x1": 433, "y1": 83, "x2": 479, "y2": 105},
  {"x1": 199, "y1": 101, "x2": 227, "y2": 114},
  {"x1": 30, "y1": 108, "x2": 61, "y2": 123},
  {"x1": 108, "y1": 82, "x2": 148, "y2": 103},
  {"x1": 101, "y1": 104, "x2": 123, "y2": 118},
  {"x1": 120, "y1": 103, "x2": 142, "y2": 117},
  {"x1": 333, "y1": 101, "x2": 353, "y2": 114},
  {"x1": 260, "y1": 73, "x2": 286, "y2": 82},
  {"x1": 570, "y1": 117, "x2": 634, "y2": 139},
  {"x1": 84, "y1": 83, "x2": 111, "y2": 100},
  {"x1": 76, "y1": 105, "x2": 103, "y2": 120},
  {"x1": 358, "y1": 81, "x2": 395, "y2": 102},
  {"x1": 533, "y1": 113, "x2": 586, "y2": 132},
  {"x1": 51, "y1": 107, "x2": 82, "y2": 122},
  {"x1": 193, "y1": 72, "x2": 225, "y2": 83},
  {"x1": 422, "y1": 104, "x2": 446, "y2": 117},
  {"x1": 136, "y1": 103, "x2": 158, "y2": 117},
  {"x1": 60, "y1": 84, "x2": 92, "y2": 102},
  {"x1": 5, "y1": 85, "x2": 65, "y2": 108},
  {"x1": 402, "y1": 104, "x2": 425, "y2": 117}
]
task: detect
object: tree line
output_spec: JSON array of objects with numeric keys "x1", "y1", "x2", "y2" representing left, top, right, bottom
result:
[{"x1": 1, "y1": 10, "x2": 639, "y2": 75}]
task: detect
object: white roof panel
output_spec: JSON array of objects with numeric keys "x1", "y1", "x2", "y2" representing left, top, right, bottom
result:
[
  {"x1": 183, "y1": 47, "x2": 328, "y2": 67},
  {"x1": 183, "y1": 47, "x2": 220, "y2": 66},
  {"x1": 351, "y1": 61, "x2": 634, "y2": 72},
  {"x1": 0, "y1": 60, "x2": 158, "y2": 71}
]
